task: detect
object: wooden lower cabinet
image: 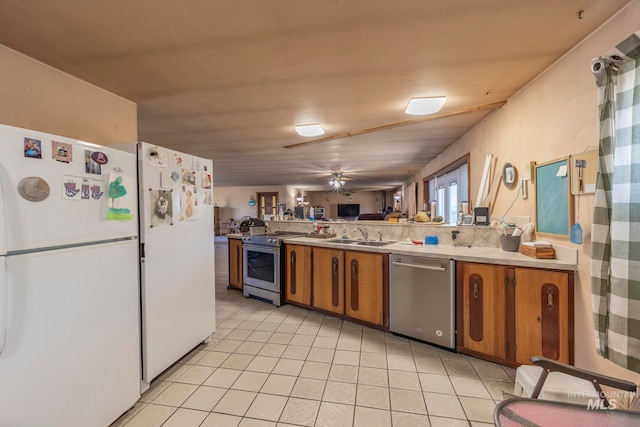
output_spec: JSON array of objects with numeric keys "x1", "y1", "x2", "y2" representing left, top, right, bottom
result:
[
  {"x1": 228, "y1": 238, "x2": 243, "y2": 290},
  {"x1": 513, "y1": 268, "x2": 572, "y2": 365},
  {"x1": 457, "y1": 262, "x2": 573, "y2": 366},
  {"x1": 458, "y1": 262, "x2": 507, "y2": 359},
  {"x1": 345, "y1": 251, "x2": 386, "y2": 327},
  {"x1": 283, "y1": 244, "x2": 387, "y2": 329},
  {"x1": 312, "y1": 247, "x2": 345, "y2": 315},
  {"x1": 284, "y1": 244, "x2": 312, "y2": 305}
]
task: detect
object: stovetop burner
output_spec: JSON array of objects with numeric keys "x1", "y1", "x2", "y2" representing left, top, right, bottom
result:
[{"x1": 241, "y1": 231, "x2": 305, "y2": 246}]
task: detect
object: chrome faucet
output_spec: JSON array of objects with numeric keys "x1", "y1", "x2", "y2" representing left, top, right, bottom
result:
[{"x1": 354, "y1": 227, "x2": 368, "y2": 240}]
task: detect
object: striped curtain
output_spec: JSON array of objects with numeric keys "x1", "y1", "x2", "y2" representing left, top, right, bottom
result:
[{"x1": 591, "y1": 32, "x2": 640, "y2": 373}]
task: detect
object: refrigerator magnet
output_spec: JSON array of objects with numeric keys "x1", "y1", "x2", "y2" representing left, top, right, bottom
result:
[
  {"x1": 161, "y1": 171, "x2": 179, "y2": 188},
  {"x1": 62, "y1": 175, "x2": 82, "y2": 200},
  {"x1": 202, "y1": 190, "x2": 213, "y2": 205},
  {"x1": 90, "y1": 179, "x2": 104, "y2": 200},
  {"x1": 18, "y1": 177, "x2": 50, "y2": 202},
  {"x1": 149, "y1": 189, "x2": 173, "y2": 227},
  {"x1": 24, "y1": 137, "x2": 42, "y2": 159},
  {"x1": 201, "y1": 172, "x2": 212, "y2": 189},
  {"x1": 52, "y1": 141, "x2": 73, "y2": 163},
  {"x1": 81, "y1": 179, "x2": 90, "y2": 200},
  {"x1": 106, "y1": 174, "x2": 135, "y2": 221},
  {"x1": 181, "y1": 168, "x2": 196, "y2": 185},
  {"x1": 180, "y1": 185, "x2": 198, "y2": 221},
  {"x1": 147, "y1": 146, "x2": 168, "y2": 167},
  {"x1": 85, "y1": 150, "x2": 102, "y2": 175},
  {"x1": 90, "y1": 151, "x2": 108, "y2": 165}
]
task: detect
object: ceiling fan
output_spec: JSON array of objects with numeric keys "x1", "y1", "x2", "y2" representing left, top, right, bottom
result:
[
  {"x1": 328, "y1": 172, "x2": 346, "y2": 188},
  {"x1": 327, "y1": 172, "x2": 356, "y2": 194}
]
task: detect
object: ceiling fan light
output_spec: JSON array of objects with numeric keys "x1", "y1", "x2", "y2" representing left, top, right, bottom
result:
[
  {"x1": 405, "y1": 97, "x2": 447, "y2": 115},
  {"x1": 295, "y1": 124, "x2": 325, "y2": 137}
]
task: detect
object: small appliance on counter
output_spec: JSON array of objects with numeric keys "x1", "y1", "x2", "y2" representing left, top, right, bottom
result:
[
  {"x1": 239, "y1": 217, "x2": 266, "y2": 235},
  {"x1": 473, "y1": 207, "x2": 490, "y2": 225}
]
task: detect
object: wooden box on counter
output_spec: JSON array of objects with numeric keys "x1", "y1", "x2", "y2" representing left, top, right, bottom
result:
[{"x1": 520, "y1": 245, "x2": 555, "y2": 259}]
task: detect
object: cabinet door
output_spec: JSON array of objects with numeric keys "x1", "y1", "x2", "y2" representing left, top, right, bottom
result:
[
  {"x1": 312, "y1": 247, "x2": 344, "y2": 314},
  {"x1": 285, "y1": 244, "x2": 312, "y2": 305},
  {"x1": 459, "y1": 262, "x2": 506, "y2": 358},
  {"x1": 228, "y1": 238, "x2": 243, "y2": 290},
  {"x1": 514, "y1": 269, "x2": 571, "y2": 364},
  {"x1": 345, "y1": 251, "x2": 384, "y2": 326}
]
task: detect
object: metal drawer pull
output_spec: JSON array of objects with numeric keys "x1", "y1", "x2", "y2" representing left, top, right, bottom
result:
[
  {"x1": 473, "y1": 278, "x2": 479, "y2": 299},
  {"x1": 547, "y1": 287, "x2": 554, "y2": 311}
]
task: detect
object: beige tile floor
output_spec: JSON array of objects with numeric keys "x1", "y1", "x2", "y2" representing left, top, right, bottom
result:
[{"x1": 111, "y1": 238, "x2": 516, "y2": 426}]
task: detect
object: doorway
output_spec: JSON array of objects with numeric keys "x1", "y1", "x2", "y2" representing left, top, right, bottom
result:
[{"x1": 257, "y1": 192, "x2": 278, "y2": 218}]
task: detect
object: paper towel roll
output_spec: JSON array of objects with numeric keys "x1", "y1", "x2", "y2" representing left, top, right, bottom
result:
[{"x1": 430, "y1": 200, "x2": 437, "y2": 218}]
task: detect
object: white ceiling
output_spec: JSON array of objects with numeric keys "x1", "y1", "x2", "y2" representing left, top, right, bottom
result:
[{"x1": 0, "y1": 0, "x2": 630, "y2": 190}]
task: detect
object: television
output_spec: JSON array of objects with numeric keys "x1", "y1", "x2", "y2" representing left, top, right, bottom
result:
[{"x1": 337, "y1": 203, "x2": 360, "y2": 218}]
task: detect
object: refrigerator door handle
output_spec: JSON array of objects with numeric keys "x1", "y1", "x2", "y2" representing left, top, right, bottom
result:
[
  {"x1": 0, "y1": 168, "x2": 7, "y2": 256},
  {"x1": 0, "y1": 259, "x2": 6, "y2": 354},
  {"x1": 0, "y1": 171, "x2": 7, "y2": 354}
]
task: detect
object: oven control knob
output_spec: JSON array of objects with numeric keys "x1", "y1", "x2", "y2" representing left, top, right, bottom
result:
[{"x1": 269, "y1": 238, "x2": 276, "y2": 244}]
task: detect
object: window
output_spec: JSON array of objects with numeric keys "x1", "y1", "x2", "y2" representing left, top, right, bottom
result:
[{"x1": 424, "y1": 154, "x2": 469, "y2": 224}]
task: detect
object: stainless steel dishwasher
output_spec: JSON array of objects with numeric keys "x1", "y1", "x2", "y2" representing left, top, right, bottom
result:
[{"x1": 389, "y1": 254, "x2": 455, "y2": 349}]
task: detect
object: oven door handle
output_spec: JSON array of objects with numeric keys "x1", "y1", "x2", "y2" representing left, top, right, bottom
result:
[{"x1": 243, "y1": 244, "x2": 279, "y2": 254}]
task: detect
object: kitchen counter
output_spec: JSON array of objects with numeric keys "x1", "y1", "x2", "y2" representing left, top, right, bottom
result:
[
  {"x1": 227, "y1": 231, "x2": 577, "y2": 271},
  {"x1": 278, "y1": 236, "x2": 577, "y2": 271}
]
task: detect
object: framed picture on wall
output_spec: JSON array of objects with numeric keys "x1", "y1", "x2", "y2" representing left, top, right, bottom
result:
[{"x1": 535, "y1": 157, "x2": 573, "y2": 237}]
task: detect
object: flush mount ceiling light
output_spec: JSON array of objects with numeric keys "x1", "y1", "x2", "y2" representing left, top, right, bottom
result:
[
  {"x1": 405, "y1": 96, "x2": 447, "y2": 115},
  {"x1": 294, "y1": 124, "x2": 325, "y2": 137}
]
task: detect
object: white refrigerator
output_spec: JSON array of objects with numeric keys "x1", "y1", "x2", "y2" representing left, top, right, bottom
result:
[
  {"x1": 137, "y1": 142, "x2": 216, "y2": 387},
  {"x1": 0, "y1": 124, "x2": 141, "y2": 426}
]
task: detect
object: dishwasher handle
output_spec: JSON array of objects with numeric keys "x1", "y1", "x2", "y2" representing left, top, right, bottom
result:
[{"x1": 392, "y1": 261, "x2": 446, "y2": 272}]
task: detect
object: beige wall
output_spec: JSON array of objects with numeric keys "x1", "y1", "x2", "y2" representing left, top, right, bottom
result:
[
  {"x1": 0, "y1": 45, "x2": 137, "y2": 144},
  {"x1": 215, "y1": 186, "x2": 393, "y2": 220},
  {"x1": 413, "y1": 2, "x2": 640, "y2": 381},
  {"x1": 307, "y1": 190, "x2": 387, "y2": 219},
  {"x1": 214, "y1": 185, "x2": 289, "y2": 221}
]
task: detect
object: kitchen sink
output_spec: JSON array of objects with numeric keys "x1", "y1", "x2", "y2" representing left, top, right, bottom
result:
[
  {"x1": 328, "y1": 239, "x2": 360, "y2": 244},
  {"x1": 357, "y1": 241, "x2": 392, "y2": 247},
  {"x1": 328, "y1": 239, "x2": 392, "y2": 247}
]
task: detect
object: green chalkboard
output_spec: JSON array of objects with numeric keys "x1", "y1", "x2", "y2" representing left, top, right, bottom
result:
[{"x1": 535, "y1": 157, "x2": 573, "y2": 237}]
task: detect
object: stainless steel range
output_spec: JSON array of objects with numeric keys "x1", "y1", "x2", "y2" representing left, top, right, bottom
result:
[{"x1": 242, "y1": 231, "x2": 304, "y2": 306}]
